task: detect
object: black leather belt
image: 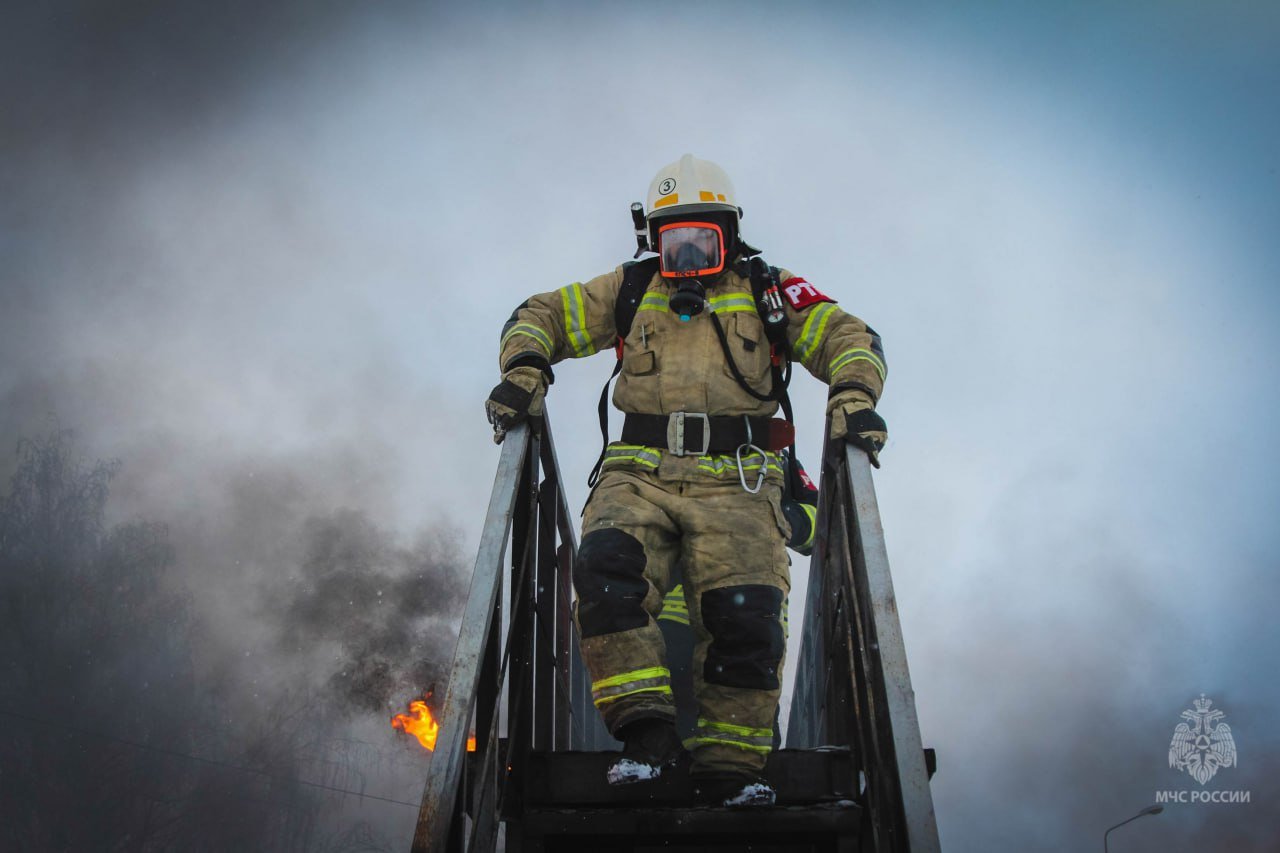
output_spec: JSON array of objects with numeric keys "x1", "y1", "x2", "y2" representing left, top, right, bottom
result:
[{"x1": 621, "y1": 413, "x2": 793, "y2": 456}]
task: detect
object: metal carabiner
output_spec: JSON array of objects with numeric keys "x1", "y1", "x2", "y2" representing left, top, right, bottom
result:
[{"x1": 735, "y1": 416, "x2": 767, "y2": 495}]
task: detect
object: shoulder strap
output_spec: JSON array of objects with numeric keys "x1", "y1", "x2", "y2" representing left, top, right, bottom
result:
[
  {"x1": 710, "y1": 256, "x2": 794, "y2": 402},
  {"x1": 746, "y1": 257, "x2": 791, "y2": 352},
  {"x1": 590, "y1": 255, "x2": 802, "y2": 485},
  {"x1": 743, "y1": 257, "x2": 799, "y2": 454},
  {"x1": 589, "y1": 256, "x2": 659, "y2": 486},
  {"x1": 614, "y1": 256, "x2": 660, "y2": 344}
]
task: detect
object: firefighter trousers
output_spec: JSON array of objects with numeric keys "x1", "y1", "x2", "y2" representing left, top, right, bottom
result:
[{"x1": 573, "y1": 466, "x2": 791, "y2": 777}]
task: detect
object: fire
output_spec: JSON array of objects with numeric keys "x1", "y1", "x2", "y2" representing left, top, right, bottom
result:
[
  {"x1": 391, "y1": 695, "x2": 476, "y2": 752},
  {"x1": 391, "y1": 698, "x2": 440, "y2": 750}
]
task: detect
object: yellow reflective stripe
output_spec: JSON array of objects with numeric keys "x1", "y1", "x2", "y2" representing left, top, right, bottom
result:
[
  {"x1": 500, "y1": 323, "x2": 553, "y2": 356},
  {"x1": 795, "y1": 303, "x2": 837, "y2": 365},
  {"x1": 830, "y1": 347, "x2": 886, "y2": 382},
  {"x1": 602, "y1": 458, "x2": 659, "y2": 470},
  {"x1": 660, "y1": 596, "x2": 691, "y2": 617},
  {"x1": 602, "y1": 444, "x2": 661, "y2": 469},
  {"x1": 598, "y1": 445, "x2": 786, "y2": 478},
  {"x1": 799, "y1": 503, "x2": 817, "y2": 549},
  {"x1": 592, "y1": 666, "x2": 670, "y2": 692},
  {"x1": 695, "y1": 721, "x2": 774, "y2": 754},
  {"x1": 559, "y1": 283, "x2": 596, "y2": 357},
  {"x1": 693, "y1": 717, "x2": 775, "y2": 753},
  {"x1": 698, "y1": 719, "x2": 773, "y2": 738},
  {"x1": 690, "y1": 737, "x2": 772, "y2": 754},
  {"x1": 660, "y1": 585, "x2": 688, "y2": 622},
  {"x1": 592, "y1": 665, "x2": 673, "y2": 706},
  {"x1": 709, "y1": 292, "x2": 755, "y2": 314},
  {"x1": 695, "y1": 453, "x2": 783, "y2": 477},
  {"x1": 695, "y1": 460, "x2": 780, "y2": 473},
  {"x1": 638, "y1": 293, "x2": 669, "y2": 312},
  {"x1": 602, "y1": 460, "x2": 657, "y2": 471},
  {"x1": 795, "y1": 303, "x2": 837, "y2": 364},
  {"x1": 594, "y1": 685, "x2": 673, "y2": 706}
]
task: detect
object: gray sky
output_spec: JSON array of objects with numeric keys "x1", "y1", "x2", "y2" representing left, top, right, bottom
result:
[{"x1": 3, "y1": 1, "x2": 1278, "y2": 849}]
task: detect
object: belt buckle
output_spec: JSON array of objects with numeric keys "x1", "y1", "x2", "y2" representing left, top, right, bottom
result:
[{"x1": 667, "y1": 411, "x2": 711, "y2": 457}]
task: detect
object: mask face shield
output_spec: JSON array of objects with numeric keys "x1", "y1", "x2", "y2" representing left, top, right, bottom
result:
[{"x1": 657, "y1": 221, "x2": 726, "y2": 278}]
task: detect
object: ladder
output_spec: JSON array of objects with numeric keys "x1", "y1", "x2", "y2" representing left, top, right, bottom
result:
[{"x1": 411, "y1": 413, "x2": 940, "y2": 852}]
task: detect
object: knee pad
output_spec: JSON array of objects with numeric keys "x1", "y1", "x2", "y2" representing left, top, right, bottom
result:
[
  {"x1": 574, "y1": 529, "x2": 649, "y2": 639},
  {"x1": 701, "y1": 585, "x2": 785, "y2": 689}
]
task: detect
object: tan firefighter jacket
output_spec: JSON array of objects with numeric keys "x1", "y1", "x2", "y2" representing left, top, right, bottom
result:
[{"x1": 498, "y1": 263, "x2": 886, "y2": 480}]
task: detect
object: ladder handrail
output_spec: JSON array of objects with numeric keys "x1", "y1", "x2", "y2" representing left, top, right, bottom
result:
[
  {"x1": 411, "y1": 414, "x2": 599, "y2": 853},
  {"x1": 412, "y1": 422, "x2": 527, "y2": 852},
  {"x1": 417, "y1": 412, "x2": 938, "y2": 851},
  {"x1": 787, "y1": 440, "x2": 940, "y2": 852}
]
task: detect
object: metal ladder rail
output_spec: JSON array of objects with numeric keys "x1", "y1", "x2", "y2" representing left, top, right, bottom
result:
[
  {"x1": 411, "y1": 414, "x2": 601, "y2": 853},
  {"x1": 787, "y1": 439, "x2": 940, "y2": 853}
]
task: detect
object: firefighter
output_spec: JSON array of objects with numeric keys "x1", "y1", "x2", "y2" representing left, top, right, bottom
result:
[
  {"x1": 658, "y1": 451, "x2": 817, "y2": 750},
  {"x1": 485, "y1": 154, "x2": 887, "y2": 807}
]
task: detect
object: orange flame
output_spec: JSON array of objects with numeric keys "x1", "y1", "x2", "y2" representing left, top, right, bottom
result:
[
  {"x1": 391, "y1": 696, "x2": 476, "y2": 752},
  {"x1": 391, "y1": 698, "x2": 440, "y2": 750}
]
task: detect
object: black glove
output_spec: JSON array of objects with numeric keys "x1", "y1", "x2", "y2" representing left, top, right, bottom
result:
[
  {"x1": 782, "y1": 499, "x2": 817, "y2": 556},
  {"x1": 838, "y1": 407, "x2": 887, "y2": 467},
  {"x1": 828, "y1": 389, "x2": 888, "y2": 468},
  {"x1": 781, "y1": 453, "x2": 819, "y2": 555},
  {"x1": 485, "y1": 366, "x2": 546, "y2": 444}
]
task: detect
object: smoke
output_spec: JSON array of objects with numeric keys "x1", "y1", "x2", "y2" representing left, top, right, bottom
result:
[
  {"x1": 904, "y1": 461, "x2": 1280, "y2": 851},
  {"x1": 0, "y1": 430, "x2": 362, "y2": 850},
  {"x1": 278, "y1": 508, "x2": 466, "y2": 714},
  {"x1": 1, "y1": 2, "x2": 474, "y2": 848},
  {"x1": 5, "y1": 1, "x2": 1278, "y2": 850},
  {"x1": 0, "y1": 426, "x2": 469, "y2": 849}
]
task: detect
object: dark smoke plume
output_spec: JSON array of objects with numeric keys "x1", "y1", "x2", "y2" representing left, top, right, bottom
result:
[
  {"x1": 0, "y1": 431, "x2": 313, "y2": 849},
  {"x1": 278, "y1": 508, "x2": 466, "y2": 715},
  {"x1": 0, "y1": 428, "x2": 467, "y2": 850}
]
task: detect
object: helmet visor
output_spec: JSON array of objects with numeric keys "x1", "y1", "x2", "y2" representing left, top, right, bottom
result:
[{"x1": 658, "y1": 221, "x2": 726, "y2": 278}]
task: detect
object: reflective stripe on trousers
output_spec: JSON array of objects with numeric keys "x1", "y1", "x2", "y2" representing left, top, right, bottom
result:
[
  {"x1": 691, "y1": 718, "x2": 774, "y2": 754},
  {"x1": 591, "y1": 666, "x2": 672, "y2": 706}
]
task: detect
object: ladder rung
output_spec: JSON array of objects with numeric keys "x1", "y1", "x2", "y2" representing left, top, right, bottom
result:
[
  {"x1": 522, "y1": 748, "x2": 859, "y2": 808},
  {"x1": 519, "y1": 803, "x2": 862, "y2": 851}
]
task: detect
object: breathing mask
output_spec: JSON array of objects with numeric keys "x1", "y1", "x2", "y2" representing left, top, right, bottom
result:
[{"x1": 658, "y1": 221, "x2": 726, "y2": 280}]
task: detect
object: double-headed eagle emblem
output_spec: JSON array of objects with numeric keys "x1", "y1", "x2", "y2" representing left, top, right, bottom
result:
[{"x1": 1169, "y1": 694, "x2": 1237, "y2": 785}]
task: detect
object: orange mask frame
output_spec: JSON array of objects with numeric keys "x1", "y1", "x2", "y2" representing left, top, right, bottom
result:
[{"x1": 657, "y1": 220, "x2": 726, "y2": 278}]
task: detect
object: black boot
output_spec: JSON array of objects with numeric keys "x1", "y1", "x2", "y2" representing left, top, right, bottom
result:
[
  {"x1": 692, "y1": 773, "x2": 777, "y2": 807},
  {"x1": 606, "y1": 718, "x2": 684, "y2": 785}
]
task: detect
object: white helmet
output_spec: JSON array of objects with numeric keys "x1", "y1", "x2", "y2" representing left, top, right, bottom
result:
[
  {"x1": 645, "y1": 154, "x2": 740, "y2": 239},
  {"x1": 644, "y1": 155, "x2": 748, "y2": 275}
]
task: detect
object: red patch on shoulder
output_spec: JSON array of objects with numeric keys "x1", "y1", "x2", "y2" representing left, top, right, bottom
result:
[{"x1": 780, "y1": 277, "x2": 832, "y2": 310}]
